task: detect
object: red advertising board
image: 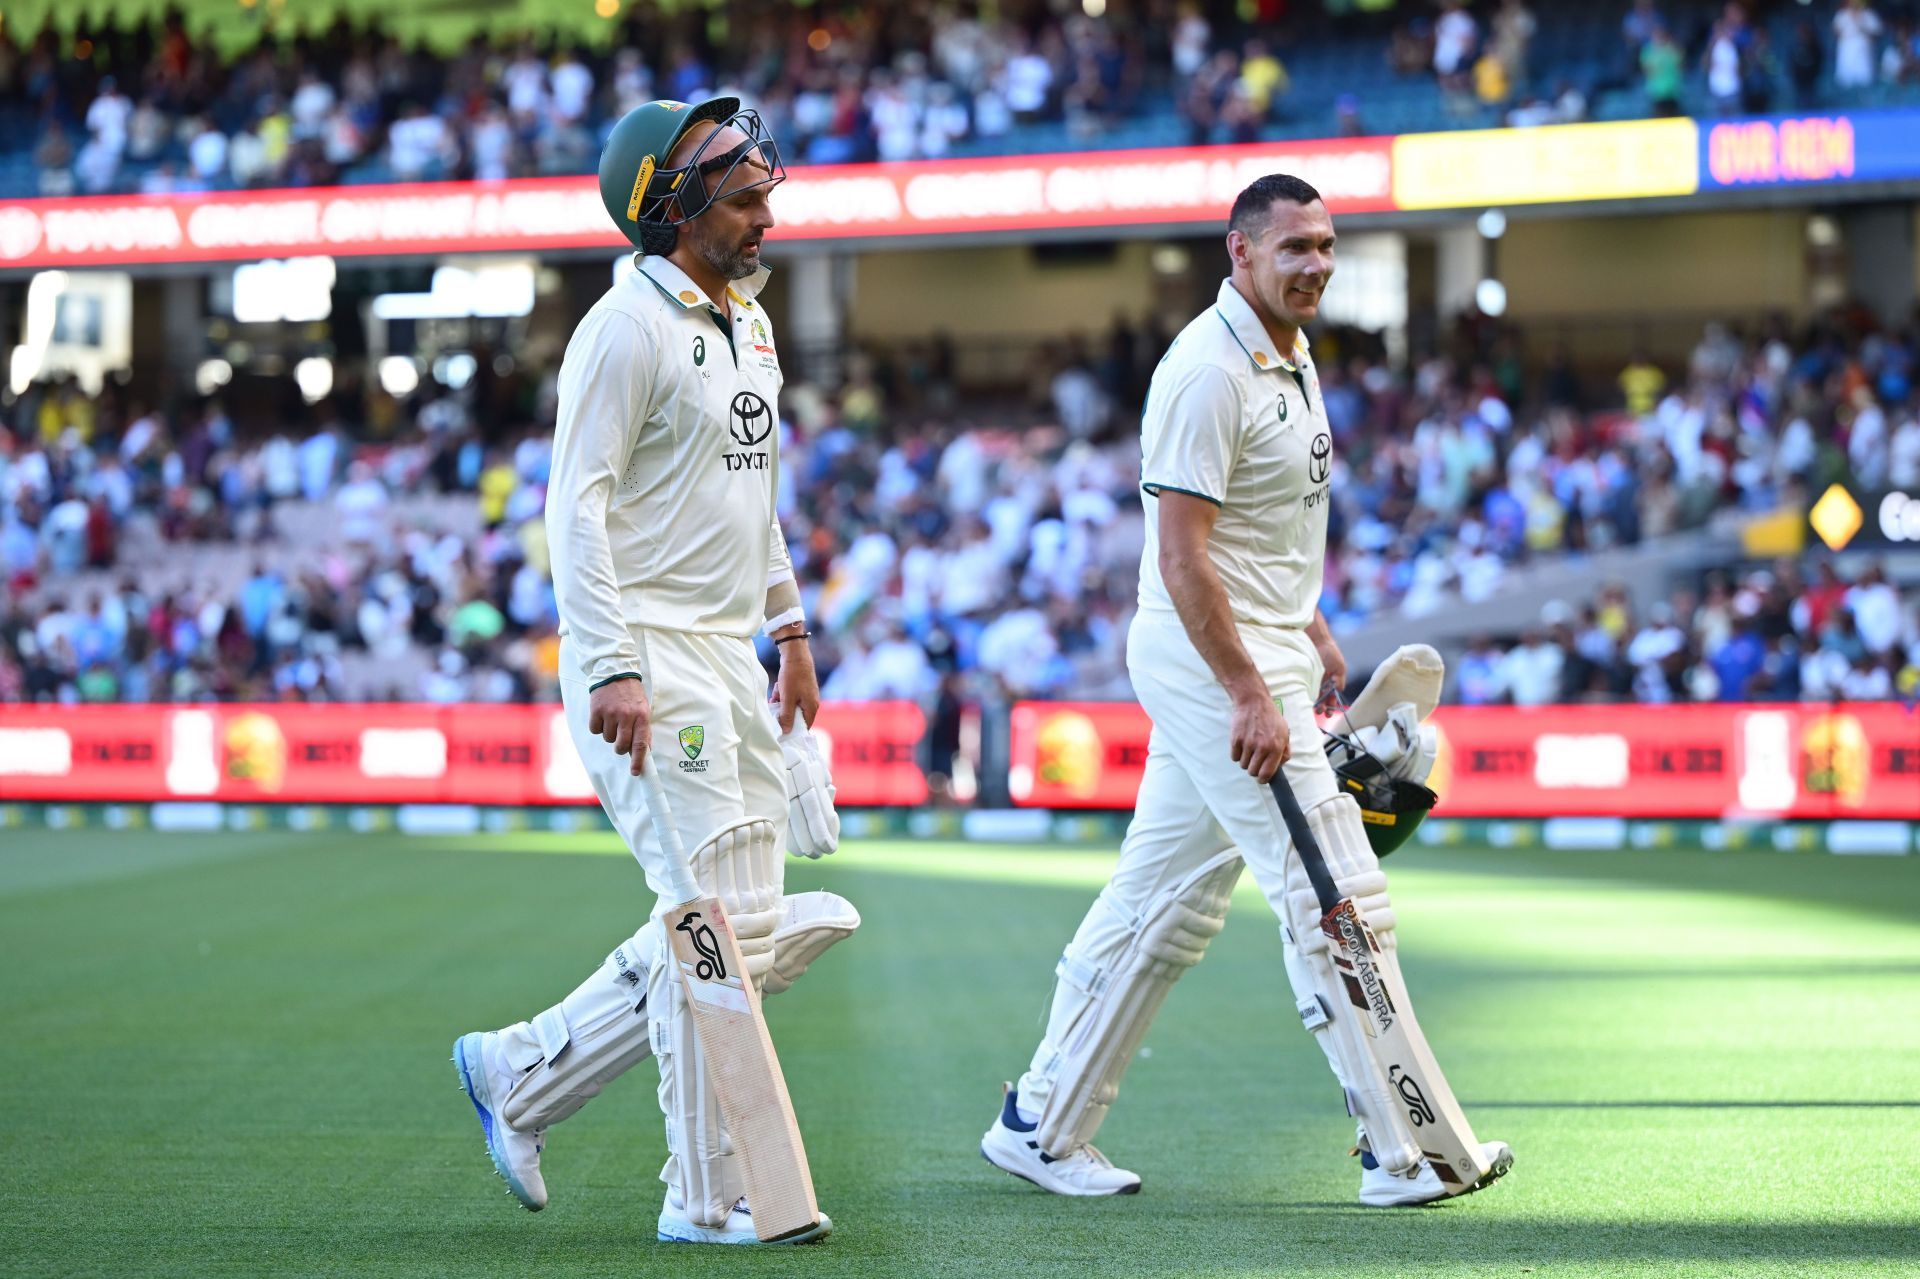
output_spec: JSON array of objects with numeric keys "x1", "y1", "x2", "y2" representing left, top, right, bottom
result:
[
  {"x1": 771, "y1": 135, "x2": 1394, "y2": 241},
  {"x1": 1009, "y1": 701, "x2": 1920, "y2": 820},
  {"x1": 0, "y1": 136, "x2": 1393, "y2": 270},
  {"x1": 0, "y1": 701, "x2": 927, "y2": 807}
]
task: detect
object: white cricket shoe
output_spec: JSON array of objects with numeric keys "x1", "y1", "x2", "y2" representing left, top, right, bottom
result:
[
  {"x1": 453, "y1": 1031, "x2": 547, "y2": 1211},
  {"x1": 656, "y1": 1191, "x2": 832, "y2": 1245},
  {"x1": 1357, "y1": 1139, "x2": 1513, "y2": 1207},
  {"x1": 980, "y1": 1085, "x2": 1142, "y2": 1196}
]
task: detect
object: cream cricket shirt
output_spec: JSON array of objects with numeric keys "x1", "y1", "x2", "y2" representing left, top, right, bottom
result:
[
  {"x1": 548, "y1": 254, "x2": 796, "y2": 685},
  {"x1": 1137, "y1": 278, "x2": 1333, "y2": 630}
]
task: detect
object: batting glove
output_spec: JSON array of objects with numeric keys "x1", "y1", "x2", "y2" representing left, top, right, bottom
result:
[{"x1": 779, "y1": 714, "x2": 840, "y2": 858}]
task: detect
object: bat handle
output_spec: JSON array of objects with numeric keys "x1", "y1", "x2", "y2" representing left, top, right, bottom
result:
[
  {"x1": 639, "y1": 757, "x2": 703, "y2": 906},
  {"x1": 1267, "y1": 773, "x2": 1342, "y2": 916}
]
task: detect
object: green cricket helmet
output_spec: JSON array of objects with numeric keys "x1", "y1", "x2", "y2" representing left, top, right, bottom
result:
[
  {"x1": 597, "y1": 96, "x2": 785, "y2": 256},
  {"x1": 1324, "y1": 725, "x2": 1438, "y2": 859}
]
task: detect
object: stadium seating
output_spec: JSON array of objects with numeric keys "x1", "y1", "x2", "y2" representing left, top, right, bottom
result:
[
  {"x1": 5, "y1": 1, "x2": 1920, "y2": 198},
  {"x1": 5, "y1": 312, "x2": 1915, "y2": 707}
]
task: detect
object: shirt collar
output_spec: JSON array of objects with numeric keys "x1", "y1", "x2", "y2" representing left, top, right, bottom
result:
[
  {"x1": 1214, "y1": 278, "x2": 1310, "y2": 374},
  {"x1": 635, "y1": 253, "x2": 773, "y2": 311}
]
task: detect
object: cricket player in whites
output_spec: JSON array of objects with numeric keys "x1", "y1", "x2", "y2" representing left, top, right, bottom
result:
[
  {"x1": 452, "y1": 97, "x2": 855, "y2": 1244},
  {"x1": 981, "y1": 175, "x2": 1512, "y2": 1206}
]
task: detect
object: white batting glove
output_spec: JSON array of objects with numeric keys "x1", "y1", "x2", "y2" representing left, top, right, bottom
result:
[
  {"x1": 779, "y1": 714, "x2": 840, "y2": 858},
  {"x1": 1353, "y1": 702, "x2": 1439, "y2": 785}
]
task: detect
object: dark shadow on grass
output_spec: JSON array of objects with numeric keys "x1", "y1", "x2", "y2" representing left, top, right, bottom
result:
[{"x1": 1467, "y1": 1099, "x2": 1920, "y2": 1110}]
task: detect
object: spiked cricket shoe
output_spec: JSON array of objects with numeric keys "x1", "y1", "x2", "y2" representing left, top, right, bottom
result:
[
  {"x1": 453, "y1": 1031, "x2": 547, "y2": 1211},
  {"x1": 656, "y1": 1192, "x2": 832, "y2": 1245},
  {"x1": 1358, "y1": 1140, "x2": 1513, "y2": 1206},
  {"x1": 979, "y1": 1085, "x2": 1141, "y2": 1196}
]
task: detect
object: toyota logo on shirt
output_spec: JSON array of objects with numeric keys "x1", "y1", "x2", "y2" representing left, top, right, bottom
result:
[
  {"x1": 729, "y1": 391, "x2": 772, "y2": 446},
  {"x1": 1309, "y1": 433, "x2": 1332, "y2": 484}
]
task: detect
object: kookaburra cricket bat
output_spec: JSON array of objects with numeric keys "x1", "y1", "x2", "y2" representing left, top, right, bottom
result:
[
  {"x1": 640, "y1": 762, "x2": 821, "y2": 1241},
  {"x1": 1267, "y1": 773, "x2": 1503, "y2": 1195}
]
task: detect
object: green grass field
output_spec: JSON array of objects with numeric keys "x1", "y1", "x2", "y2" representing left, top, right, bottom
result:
[{"x1": 3, "y1": 829, "x2": 1918, "y2": 1278}]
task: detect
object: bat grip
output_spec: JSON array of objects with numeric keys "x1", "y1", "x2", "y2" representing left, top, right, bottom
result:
[
  {"x1": 639, "y1": 758, "x2": 703, "y2": 905},
  {"x1": 1267, "y1": 773, "x2": 1341, "y2": 916}
]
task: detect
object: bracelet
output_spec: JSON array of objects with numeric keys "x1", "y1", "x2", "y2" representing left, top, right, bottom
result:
[
  {"x1": 588, "y1": 672, "x2": 644, "y2": 691},
  {"x1": 773, "y1": 631, "x2": 814, "y2": 646}
]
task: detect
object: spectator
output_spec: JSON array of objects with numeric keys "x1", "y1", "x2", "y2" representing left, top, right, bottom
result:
[
  {"x1": 919, "y1": 82, "x2": 970, "y2": 157},
  {"x1": 1185, "y1": 50, "x2": 1238, "y2": 145},
  {"x1": 1474, "y1": 48, "x2": 1512, "y2": 109},
  {"x1": 1003, "y1": 37, "x2": 1055, "y2": 124},
  {"x1": 1619, "y1": 348, "x2": 1668, "y2": 415},
  {"x1": 1497, "y1": 627, "x2": 1564, "y2": 705},
  {"x1": 290, "y1": 70, "x2": 335, "y2": 140},
  {"x1": 1335, "y1": 93, "x2": 1366, "y2": 135},
  {"x1": 1789, "y1": 20, "x2": 1826, "y2": 105},
  {"x1": 549, "y1": 48, "x2": 594, "y2": 124},
  {"x1": 1433, "y1": 0, "x2": 1480, "y2": 92},
  {"x1": 84, "y1": 76, "x2": 133, "y2": 154},
  {"x1": 187, "y1": 117, "x2": 228, "y2": 185},
  {"x1": 1885, "y1": 19, "x2": 1917, "y2": 83},
  {"x1": 1642, "y1": 26, "x2": 1685, "y2": 115},
  {"x1": 1847, "y1": 563, "x2": 1902, "y2": 655},
  {"x1": 1741, "y1": 27, "x2": 1780, "y2": 113},
  {"x1": 1237, "y1": 39, "x2": 1289, "y2": 121},
  {"x1": 1491, "y1": 0, "x2": 1537, "y2": 90},
  {"x1": 387, "y1": 103, "x2": 451, "y2": 180},
  {"x1": 1703, "y1": 9, "x2": 1747, "y2": 115},
  {"x1": 1834, "y1": 0, "x2": 1883, "y2": 91},
  {"x1": 1622, "y1": 0, "x2": 1663, "y2": 60},
  {"x1": 33, "y1": 123, "x2": 75, "y2": 196}
]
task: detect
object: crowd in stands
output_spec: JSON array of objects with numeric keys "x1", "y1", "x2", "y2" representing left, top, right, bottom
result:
[
  {"x1": 10, "y1": 1, "x2": 1920, "y2": 198},
  {"x1": 1453, "y1": 560, "x2": 1919, "y2": 706},
  {"x1": 4, "y1": 301, "x2": 1916, "y2": 707}
]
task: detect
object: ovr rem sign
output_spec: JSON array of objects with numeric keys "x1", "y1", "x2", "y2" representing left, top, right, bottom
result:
[{"x1": 1809, "y1": 483, "x2": 1920, "y2": 551}]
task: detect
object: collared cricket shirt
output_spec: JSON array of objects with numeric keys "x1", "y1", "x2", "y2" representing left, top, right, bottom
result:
[
  {"x1": 1137, "y1": 277, "x2": 1333, "y2": 630},
  {"x1": 548, "y1": 254, "x2": 794, "y2": 684}
]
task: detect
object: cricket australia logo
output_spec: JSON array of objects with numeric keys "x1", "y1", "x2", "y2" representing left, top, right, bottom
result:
[
  {"x1": 677, "y1": 725, "x2": 709, "y2": 773},
  {"x1": 675, "y1": 910, "x2": 728, "y2": 982}
]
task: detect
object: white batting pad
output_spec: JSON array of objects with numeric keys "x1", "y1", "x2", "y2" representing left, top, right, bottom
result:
[
  {"x1": 1277, "y1": 793, "x2": 1423, "y2": 1175},
  {"x1": 498, "y1": 924, "x2": 658, "y2": 1132},
  {"x1": 1031, "y1": 851, "x2": 1243, "y2": 1155},
  {"x1": 763, "y1": 890, "x2": 861, "y2": 996},
  {"x1": 653, "y1": 816, "x2": 785, "y2": 1226},
  {"x1": 691, "y1": 818, "x2": 783, "y2": 989}
]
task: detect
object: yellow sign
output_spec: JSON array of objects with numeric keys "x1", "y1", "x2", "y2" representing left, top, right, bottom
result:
[
  {"x1": 626, "y1": 155, "x2": 655, "y2": 221},
  {"x1": 1809, "y1": 483, "x2": 1864, "y2": 551},
  {"x1": 1392, "y1": 118, "x2": 1700, "y2": 210}
]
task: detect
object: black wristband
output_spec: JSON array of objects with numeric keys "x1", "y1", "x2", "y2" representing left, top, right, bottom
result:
[
  {"x1": 773, "y1": 630, "x2": 814, "y2": 646},
  {"x1": 588, "y1": 672, "x2": 644, "y2": 691}
]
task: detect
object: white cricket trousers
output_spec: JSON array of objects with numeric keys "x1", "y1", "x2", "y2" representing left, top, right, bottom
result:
[
  {"x1": 1017, "y1": 608, "x2": 1338, "y2": 1111},
  {"x1": 558, "y1": 627, "x2": 788, "y2": 895}
]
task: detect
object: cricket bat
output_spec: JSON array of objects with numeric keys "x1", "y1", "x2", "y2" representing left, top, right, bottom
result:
[
  {"x1": 640, "y1": 761, "x2": 822, "y2": 1241},
  {"x1": 1267, "y1": 773, "x2": 1503, "y2": 1195}
]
